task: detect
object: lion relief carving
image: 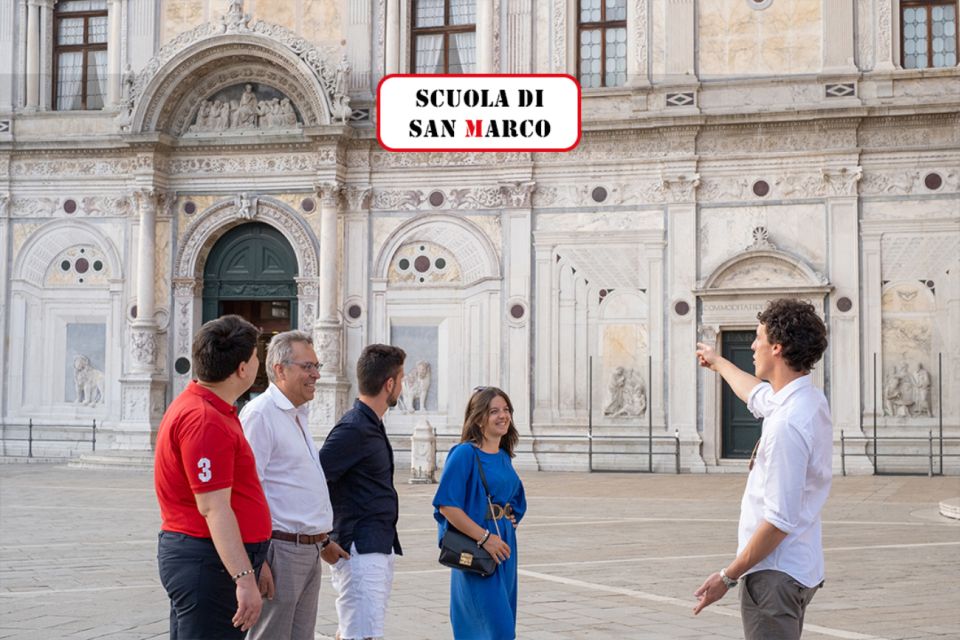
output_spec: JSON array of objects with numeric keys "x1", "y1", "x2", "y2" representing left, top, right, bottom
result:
[
  {"x1": 73, "y1": 355, "x2": 104, "y2": 406},
  {"x1": 399, "y1": 360, "x2": 431, "y2": 413}
]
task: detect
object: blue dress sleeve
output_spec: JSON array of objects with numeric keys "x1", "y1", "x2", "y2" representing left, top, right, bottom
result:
[
  {"x1": 511, "y1": 474, "x2": 527, "y2": 524},
  {"x1": 432, "y1": 443, "x2": 473, "y2": 525}
]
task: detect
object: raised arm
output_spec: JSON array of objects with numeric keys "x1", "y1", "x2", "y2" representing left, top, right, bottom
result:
[{"x1": 696, "y1": 342, "x2": 762, "y2": 404}]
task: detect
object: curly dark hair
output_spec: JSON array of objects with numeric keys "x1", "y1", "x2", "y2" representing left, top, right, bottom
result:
[
  {"x1": 192, "y1": 314, "x2": 260, "y2": 383},
  {"x1": 757, "y1": 299, "x2": 828, "y2": 373}
]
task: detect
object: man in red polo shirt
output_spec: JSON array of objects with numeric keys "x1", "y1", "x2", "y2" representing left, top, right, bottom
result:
[{"x1": 155, "y1": 314, "x2": 272, "y2": 639}]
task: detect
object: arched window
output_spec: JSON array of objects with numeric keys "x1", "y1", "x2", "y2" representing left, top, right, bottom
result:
[
  {"x1": 411, "y1": 0, "x2": 476, "y2": 73},
  {"x1": 901, "y1": 1, "x2": 958, "y2": 68},
  {"x1": 578, "y1": 0, "x2": 627, "y2": 88},
  {"x1": 53, "y1": 0, "x2": 108, "y2": 110}
]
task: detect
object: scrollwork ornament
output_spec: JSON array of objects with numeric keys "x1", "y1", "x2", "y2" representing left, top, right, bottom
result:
[
  {"x1": 130, "y1": 328, "x2": 159, "y2": 367},
  {"x1": 0, "y1": 192, "x2": 9, "y2": 218},
  {"x1": 313, "y1": 325, "x2": 341, "y2": 375}
]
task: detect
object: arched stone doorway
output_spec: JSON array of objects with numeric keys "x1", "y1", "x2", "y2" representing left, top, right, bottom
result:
[{"x1": 201, "y1": 222, "x2": 298, "y2": 401}]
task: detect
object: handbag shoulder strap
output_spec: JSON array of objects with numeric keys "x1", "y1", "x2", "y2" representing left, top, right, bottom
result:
[
  {"x1": 471, "y1": 445, "x2": 501, "y2": 537},
  {"x1": 470, "y1": 444, "x2": 493, "y2": 498}
]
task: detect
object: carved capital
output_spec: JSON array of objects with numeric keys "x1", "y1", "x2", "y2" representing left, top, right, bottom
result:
[
  {"x1": 344, "y1": 185, "x2": 373, "y2": 211},
  {"x1": 315, "y1": 182, "x2": 344, "y2": 208},
  {"x1": 820, "y1": 166, "x2": 862, "y2": 197},
  {"x1": 660, "y1": 173, "x2": 700, "y2": 203},
  {"x1": 132, "y1": 188, "x2": 165, "y2": 217},
  {"x1": 0, "y1": 192, "x2": 9, "y2": 218},
  {"x1": 499, "y1": 181, "x2": 536, "y2": 208},
  {"x1": 173, "y1": 277, "x2": 200, "y2": 298}
]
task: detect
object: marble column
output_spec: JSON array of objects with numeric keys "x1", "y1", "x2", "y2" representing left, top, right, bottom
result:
[
  {"x1": 825, "y1": 168, "x2": 873, "y2": 474},
  {"x1": 117, "y1": 188, "x2": 166, "y2": 450},
  {"x1": 385, "y1": 0, "x2": 400, "y2": 74},
  {"x1": 310, "y1": 182, "x2": 350, "y2": 440},
  {"x1": 131, "y1": 187, "x2": 158, "y2": 371},
  {"x1": 499, "y1": 182, "x2": 535, "y2": 462},
  {"x1": 664, "y1": 173, "x2": 706, "y2": 472},
  {"x1": 476, "y1": 0, "x2": 495, "y2": 73},
  {"x1": 25, "y1": 0, "x2": 39, "y2": 109},
  {"x1": 106, "y1": 0, "x2": 122, "y2": 106}
]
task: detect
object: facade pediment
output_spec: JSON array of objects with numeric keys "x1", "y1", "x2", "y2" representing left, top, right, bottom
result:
[{"x1": 126, "y1": 9, "x2": 350, "y2": 136}]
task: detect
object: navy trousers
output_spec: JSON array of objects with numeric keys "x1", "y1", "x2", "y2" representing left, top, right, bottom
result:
[{"x1": 157, "y1": 531, "x2": 269, "y2": 640}]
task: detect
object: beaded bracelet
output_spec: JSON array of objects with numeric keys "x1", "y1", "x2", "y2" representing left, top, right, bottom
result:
[{"x1": 232, "y1": 568, "x2": 255, "y2": 583}]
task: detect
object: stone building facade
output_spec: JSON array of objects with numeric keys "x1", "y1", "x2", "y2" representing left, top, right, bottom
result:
[{"x1": 0, "y1": 0, "x2": 957, "y2": 473}]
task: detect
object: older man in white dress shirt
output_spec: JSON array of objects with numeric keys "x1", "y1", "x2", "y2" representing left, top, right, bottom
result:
[
  {"x1": 241, "y1": 330, "x2": 349, "y2": 640},
  {"x1": 693, "y1": 299, "x2": 832, "y2": 640}
]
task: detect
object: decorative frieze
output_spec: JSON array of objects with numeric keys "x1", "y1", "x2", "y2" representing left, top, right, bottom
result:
[
  {"x1": 698, "y1": 122, "x2": 858, "y2": 155},
  {"x1": 129, "y1": 327, "x2": 159, "y2": 367},
  {"x1": 370, "y1": 151, "x2": 529, "y2": 169},
  {"x1": 10, "y1": 157, "x2": 134, "y2": 178},
  {"x1": 166, "y1": 153, "x2": 316, "y2": 175}
]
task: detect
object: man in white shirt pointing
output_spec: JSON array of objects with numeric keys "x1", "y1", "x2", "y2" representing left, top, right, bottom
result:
[
  {"x1": 693, "y1": 298, "x2": 831, "y2": 640},
  {"x1": 241, "y1": 330, "x2": 349, "y2": 640}
]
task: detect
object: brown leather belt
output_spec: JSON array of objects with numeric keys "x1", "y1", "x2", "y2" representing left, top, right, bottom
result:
[
  {"x1": 271, "y1": 530, "x2": 328, "y2": 545},
  {"x1": 485, "y1": 503, "x2": 514, "y2": 521}
]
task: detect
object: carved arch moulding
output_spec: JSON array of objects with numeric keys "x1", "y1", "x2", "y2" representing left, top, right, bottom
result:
[
  {"x1": 14, "y1": 220, "x2": 123, "y2": 288},
  {"x1": 126, "y1": 5, "x2": 350, "y2": 135},
  {"x1": 374, "y1": 214, "x2": 501, "y2": 286},
  {"x1": 174, "y1": 196, "x2": 319, "y2": 280}
]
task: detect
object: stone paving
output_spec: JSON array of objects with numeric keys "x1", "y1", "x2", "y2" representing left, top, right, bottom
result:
[{"x1": 1, "y1": 463, "x2": 958, "y2": 639}]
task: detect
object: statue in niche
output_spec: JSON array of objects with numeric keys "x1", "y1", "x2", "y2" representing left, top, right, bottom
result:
[
  {"x1": 399, "y1": 360, "x2": 431, "y2": 413},
  {"x1": 913, "y1": 362, "x2": 932, "y2": 417},
  {"x1": 331, "y1": 54, "x2": 353, "y2": 124},
  {"x1": 884, "y1": 360, "x2": 916, "y2": 417},
  {"x1": 280, "y1": 98, "x2": 297, "y2": 127},
  {"x1": 232, "y1": 85, "x2": 260, "y2": 128},
  {"x1": 603, "y1": 367, "x2": 647, "y2": 417},
  {"x1": 73, "y1": 355, "x2": 104, "y2": 406}
]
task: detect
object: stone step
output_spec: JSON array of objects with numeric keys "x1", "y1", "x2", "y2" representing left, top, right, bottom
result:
[
  {"x1": 68, "y1": 450, "x2": 155, "y2": 471},
  {"x1": 938, "y1": 497, "x2": 960, "y2": 520},
  {"x1": 0, "y1": 455, "x2": 71, "y2": 465}
]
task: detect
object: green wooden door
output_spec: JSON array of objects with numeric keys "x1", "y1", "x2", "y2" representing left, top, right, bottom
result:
[
  {"x1": 721, "y1": 330, "x2": 763, "y2": 459},
  {"x1": 201, "y1": 223, "x2": 299, "y2": 400}
]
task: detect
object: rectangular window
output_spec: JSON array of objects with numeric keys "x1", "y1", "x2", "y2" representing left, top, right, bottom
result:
[
  {"x1": 578, "y1": 0, "x2": 627, "y2": 88},
  {"x1": 901, "y1": 1, "x2": 958, "y2": 69},
  {"x1": 54, "y1": 0, "x2": 108, "y2": 110},
  {"x1": 411, "y1": 0, "x2": 476, "y2": 74}
]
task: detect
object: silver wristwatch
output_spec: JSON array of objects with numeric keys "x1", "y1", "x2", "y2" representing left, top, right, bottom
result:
[{"x1": 720, "y1": 568, "x2": 739, "y2": 588}]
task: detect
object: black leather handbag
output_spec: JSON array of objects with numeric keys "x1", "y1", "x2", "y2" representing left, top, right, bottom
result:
[{"x1": 438, "y1": 446, "x2": 500, "y2": 578}]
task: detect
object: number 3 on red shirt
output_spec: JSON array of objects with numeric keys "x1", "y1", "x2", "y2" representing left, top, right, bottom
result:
[{"x1": 197, "y1": 457, "x2": 212, "y2": 483}]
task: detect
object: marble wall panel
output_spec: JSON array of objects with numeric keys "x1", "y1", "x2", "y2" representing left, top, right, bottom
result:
[
  {"x1": 699, "y1": 204, "x2": 826, "y2": 279},
  {"x1": 303, "y1": 0, "x2": 343, "y2": 42},
  {"x1": 254, "y1": 0, "x2": 297, "y2": 32},
  {"x1": 162, "y1": 0, "x2": 206, "y2": 44},
  {"x1": 698, "y1": 0, "x2": 821, "y2": 76}
]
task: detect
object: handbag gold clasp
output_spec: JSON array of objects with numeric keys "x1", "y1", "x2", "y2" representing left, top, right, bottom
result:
[{"x1": 459, "y1": 552, "x2": 473, "y2": 566}]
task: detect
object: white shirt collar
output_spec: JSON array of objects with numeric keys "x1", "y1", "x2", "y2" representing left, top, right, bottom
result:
[
  {"x1": 266, "y1": 382, "x2": 309, "y2": 419},
  {"x1": 767, "y1": 374, "x2": 813, "y2": 407}
]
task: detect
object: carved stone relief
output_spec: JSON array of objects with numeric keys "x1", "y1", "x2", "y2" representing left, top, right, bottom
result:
[
  {"x1": 398, "y1": 361, "x2": 431, "y2": 413},
  {"x1": 11, "y1": 157, "x2": 134, "y2": 179},
  {"x1": 130, "y1": 327, "x2": 159, "y2": 367},
  {"x1": 883, "y1": 359, "x2": 934, "y2": 418},
  {"x1": 187, "y1": 83, "x2": 301, "y2": 133},
  {"x1": 72, "y1": 355, "x2": 104, "y2": 406},
  {"x1": 369, "y1": 151, "x2": 530, "y2": 169},
  {"x1": 603, "y1": 366, "x2": 647, "y2": 417}
]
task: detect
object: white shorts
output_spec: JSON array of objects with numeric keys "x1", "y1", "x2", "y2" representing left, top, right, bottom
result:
[{"x1": 329, "y1": 542, "x2": 395, "y2": 640}]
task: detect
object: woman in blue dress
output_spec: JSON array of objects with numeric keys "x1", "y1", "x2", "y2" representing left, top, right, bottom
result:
[{"x1": 433, "y1": 387, "x2": 527, "y2": 640}]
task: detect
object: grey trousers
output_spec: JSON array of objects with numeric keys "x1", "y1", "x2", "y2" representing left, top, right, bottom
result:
[
  {"x1": 247, "y1": 538, "x2": 324, "y2": 640},
  {"x1": 740, "y1": 570, "x2": 822, "y2": 640}
]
